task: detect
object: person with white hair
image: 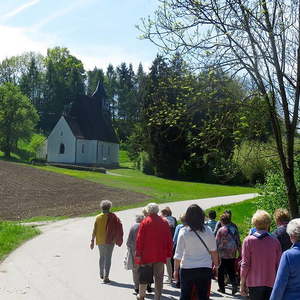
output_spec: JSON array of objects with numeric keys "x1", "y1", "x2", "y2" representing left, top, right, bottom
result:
[
  {"x1": 270, "y1": 218, "x2": 300, "y2": 300},
  {"x1": 135, "y1": 203, "x2": 173, "y2": 300},
  {"x1": 90, "y1": 200, "x2": 123, "y2": 283}
]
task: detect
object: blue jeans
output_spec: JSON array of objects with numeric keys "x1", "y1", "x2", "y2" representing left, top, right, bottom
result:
[
  {"x1": 98, "y1": 244, "x2": 114, "y2": 278},
  {"x1": 180, "y1": 267, "x2": 211, "y2": 300}
]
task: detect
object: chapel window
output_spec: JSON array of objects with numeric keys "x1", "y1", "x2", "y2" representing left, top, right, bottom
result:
[{"x1": 59, "y1": 143, "x2": 65, "y2": 154}]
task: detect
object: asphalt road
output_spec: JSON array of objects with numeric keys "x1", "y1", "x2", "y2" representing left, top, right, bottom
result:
[{"x1": 0, "y1": 193, "x2": 256, "y2": 300}]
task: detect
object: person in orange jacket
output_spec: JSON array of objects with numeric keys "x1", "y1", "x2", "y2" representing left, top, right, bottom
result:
[{"x1": 90, "y1": 200, "x2": 123, "y2": 283}]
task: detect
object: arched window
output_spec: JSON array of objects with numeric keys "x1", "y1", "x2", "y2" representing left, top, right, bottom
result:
[{"x1": 59, "y1": 143, "x2": 65, "y2": 154}]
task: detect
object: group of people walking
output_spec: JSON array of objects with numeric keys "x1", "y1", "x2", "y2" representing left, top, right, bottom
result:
[{"x1": 90, "y1": 200, "x2": 300, "y2": 300}]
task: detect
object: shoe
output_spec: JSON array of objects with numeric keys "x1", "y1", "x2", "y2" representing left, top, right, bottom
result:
[
  {"x1": 146, "y1": 284, "x2": 152, "y2": 293},
  {"x1": 165, "y1": 277, "x2": 173, "y2": 284},
  {"x1": 103, "y1": 277, "x2": 110, "y2": 283},
  {"x1": 134, "y1": 289, "x2": 139, "y2": 294},
  {"x1": 175, "y1": 281, "x2": 180, "y2": 288},
  {"x1": 232, "y1": 285, "x2": 238, "y2": 295},
  {"x1": 100, "y1": 274, "x2": 104, "y2": 280},
  {"x1": 218, "y1": 288, "x2": 225, "y2": 293}
]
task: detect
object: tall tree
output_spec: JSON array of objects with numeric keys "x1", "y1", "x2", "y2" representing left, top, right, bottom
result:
[
  {"x1": 115, "y1": 63, "x2": 137, "y2": 141},
  {"x1": 19, "y1": 53, "x2": 45, "y2": 112},
  {"x1": 142, "y1": 55, "x2": 191, "y2": 178},
  {"x1": 0, "y1": 56, "x2": 21, "y2": 85},
  {"x1": 105, "y1": 64, "x2": 118, "y2": 119},
  {"x1": 42, "y1": 47, "x2": 86, "y2": 132},
  {"x1": 0, "y1": 83, "x2": 39, "y2": 157},
  {"x1": 86, "y1": 67, "x2": 104, "y2": 95},
  {"x1": 140, "y1": 0, "x2": 300, "y2": 217}
]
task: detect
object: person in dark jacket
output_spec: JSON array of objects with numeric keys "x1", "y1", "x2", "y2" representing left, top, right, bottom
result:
[
  {"x1": 273, "y1": 208, "x2": 292, "y2": 252},
  {"x1": 270, "y1": 218, "x2": 300, "y2": 300},
  {"x1": 161, "y1": 207, "x2": 177, "y2": 284}
]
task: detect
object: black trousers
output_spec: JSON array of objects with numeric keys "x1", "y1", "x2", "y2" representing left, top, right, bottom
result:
[
  {"x1": 217, "y1": 258, "x2": 236, "y2": 290},
  {"x1": 248, "y1": 286, "x2": 272, "y2": 300},
  {"x1": 180, "y1": 267, "x2": 211, "y2": 300}
]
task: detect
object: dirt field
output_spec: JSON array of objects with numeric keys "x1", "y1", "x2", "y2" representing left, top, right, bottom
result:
[{"x1": 0, "y1": 160, "x2": 150, "y2": 220}]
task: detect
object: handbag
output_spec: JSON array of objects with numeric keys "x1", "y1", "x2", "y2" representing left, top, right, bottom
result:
[{"x1": 138, "y1": 264, "x2": 153, "y2": 284}]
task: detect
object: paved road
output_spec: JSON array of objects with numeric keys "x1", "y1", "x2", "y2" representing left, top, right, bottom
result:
[{"x1": 0, "y1": 193, "x2": 256, "y2": 300}]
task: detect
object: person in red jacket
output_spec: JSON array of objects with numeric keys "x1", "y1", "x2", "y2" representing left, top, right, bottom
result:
[{"x1": 135, "y1": 203, "x2": 173, "y2": 300}]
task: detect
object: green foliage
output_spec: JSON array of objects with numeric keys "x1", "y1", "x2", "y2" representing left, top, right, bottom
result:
[
  {"x1": 17, "y1": 133, "x2": 45, "y2": 161},
  {"x1": 86, "y1": 67, "x2": 104, "y2": 95},
  {"x1": 42, "y1": 47, "x2": 86, "y2": 132},
  {"x1": 0, "y1": 221, "x2": 39, "y2": 261},
  {"x1": 257, "y1": 171, "x2": 289, "y2": 215},
  {"x1": 119, "y1": 150, "x2": 134, "y2": 168},
  {"x1": 136, "y1": 151, "x2": 154, "y2": 174},
  {"x1": 257, "y1": 154, "x2": 300, "y2": 215},
  {"x1": 0, "y1": 83, "x2": 39, "y2": 157},
  {"x1": 233, "y1": 140, "x2": 280, "y2": 184}
]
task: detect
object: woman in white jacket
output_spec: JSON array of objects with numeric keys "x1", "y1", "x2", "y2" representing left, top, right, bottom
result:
[{"x1": 173, "y1": 204, "x2": 219, "y2": 300}]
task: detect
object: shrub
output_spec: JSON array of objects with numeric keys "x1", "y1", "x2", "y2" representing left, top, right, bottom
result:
[
  {"x1": 233, "y1": 140, "x2": 279, "y2": 184},
  {"x1": 136, "y1": 151, "x2": 154, "y2": 175},
  {"x1": 257, "y1": 171, "x2": 288, "y2": 214}
]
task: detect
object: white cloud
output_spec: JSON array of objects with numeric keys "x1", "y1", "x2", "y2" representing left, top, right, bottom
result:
[
  {"x1": 0, "y1": 25, "x2": 152, "y2": 72},
  {"x1": 0, "y1": 25, "x2": 55, "y2": 60},
  {"x1": 1, "y1": 0, "x2": 40, "y2": 21}
]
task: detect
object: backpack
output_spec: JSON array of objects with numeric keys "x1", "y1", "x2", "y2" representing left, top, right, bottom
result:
[{"x1": 222, "y1": 225, "x2": 239, "y2": 252}]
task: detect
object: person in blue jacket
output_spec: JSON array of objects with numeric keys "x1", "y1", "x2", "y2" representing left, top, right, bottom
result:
[{"x1": 270, "y1": 218, "x2": 300, "y2": 300}]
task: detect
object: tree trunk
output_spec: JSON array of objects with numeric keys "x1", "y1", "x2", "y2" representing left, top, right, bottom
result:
[
  {"x1": 283, "y1": 168, "x2": 299, "y2": 218},
  {"x1": 4, "y1": 135, "x2": 11, "y2": 158}
]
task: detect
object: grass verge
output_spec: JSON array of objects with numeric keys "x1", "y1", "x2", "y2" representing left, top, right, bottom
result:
[{"x1": 0, "y1": 221, "x2": 40, "y2": 261}]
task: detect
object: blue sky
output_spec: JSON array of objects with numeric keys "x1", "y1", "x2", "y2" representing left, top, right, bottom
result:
[{"x1": 0, "y1": 0, "x2": 160, "y2": 71}]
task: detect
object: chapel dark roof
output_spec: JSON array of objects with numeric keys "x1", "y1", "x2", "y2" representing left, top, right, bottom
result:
[{"x1": 64, "y1": 82, "x2": 119, "y2": 144}]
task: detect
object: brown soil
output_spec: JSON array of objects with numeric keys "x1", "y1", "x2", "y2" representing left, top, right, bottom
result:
[{"x1": 0, "y1": 160, "x2": 150, "y2": 221}]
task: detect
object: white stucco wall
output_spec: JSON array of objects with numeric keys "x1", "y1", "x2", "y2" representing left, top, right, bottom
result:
[
  {"x1": 76, "y1": 139, "x2": 97, "y2": 164},
  {"x1": 96, "y1": 141, "x2": 119, "y2": 165},
  {"x1": 47, "y1": 116, "x2": 76, "y2": 163}
]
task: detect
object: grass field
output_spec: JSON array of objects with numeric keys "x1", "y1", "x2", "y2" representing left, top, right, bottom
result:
[
  {"x1": 0, "y1": 222, "x2": 40, "y2": 261},
  {"x1": 35, "y1": 165, "x2": 256, "y2": 204}
]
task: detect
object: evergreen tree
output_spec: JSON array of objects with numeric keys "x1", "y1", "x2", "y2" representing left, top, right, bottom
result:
[
  {"x1": 87, "y1": 67, "x2": 104, "y2": 95},
  {"x1": 105, "y1": 64, "x2": 118, "y2": 119}
]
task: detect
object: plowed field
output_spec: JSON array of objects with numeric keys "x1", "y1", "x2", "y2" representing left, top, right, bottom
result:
[{"x1": 0, "y1": 160, "x2": 149, "y2": 220}]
